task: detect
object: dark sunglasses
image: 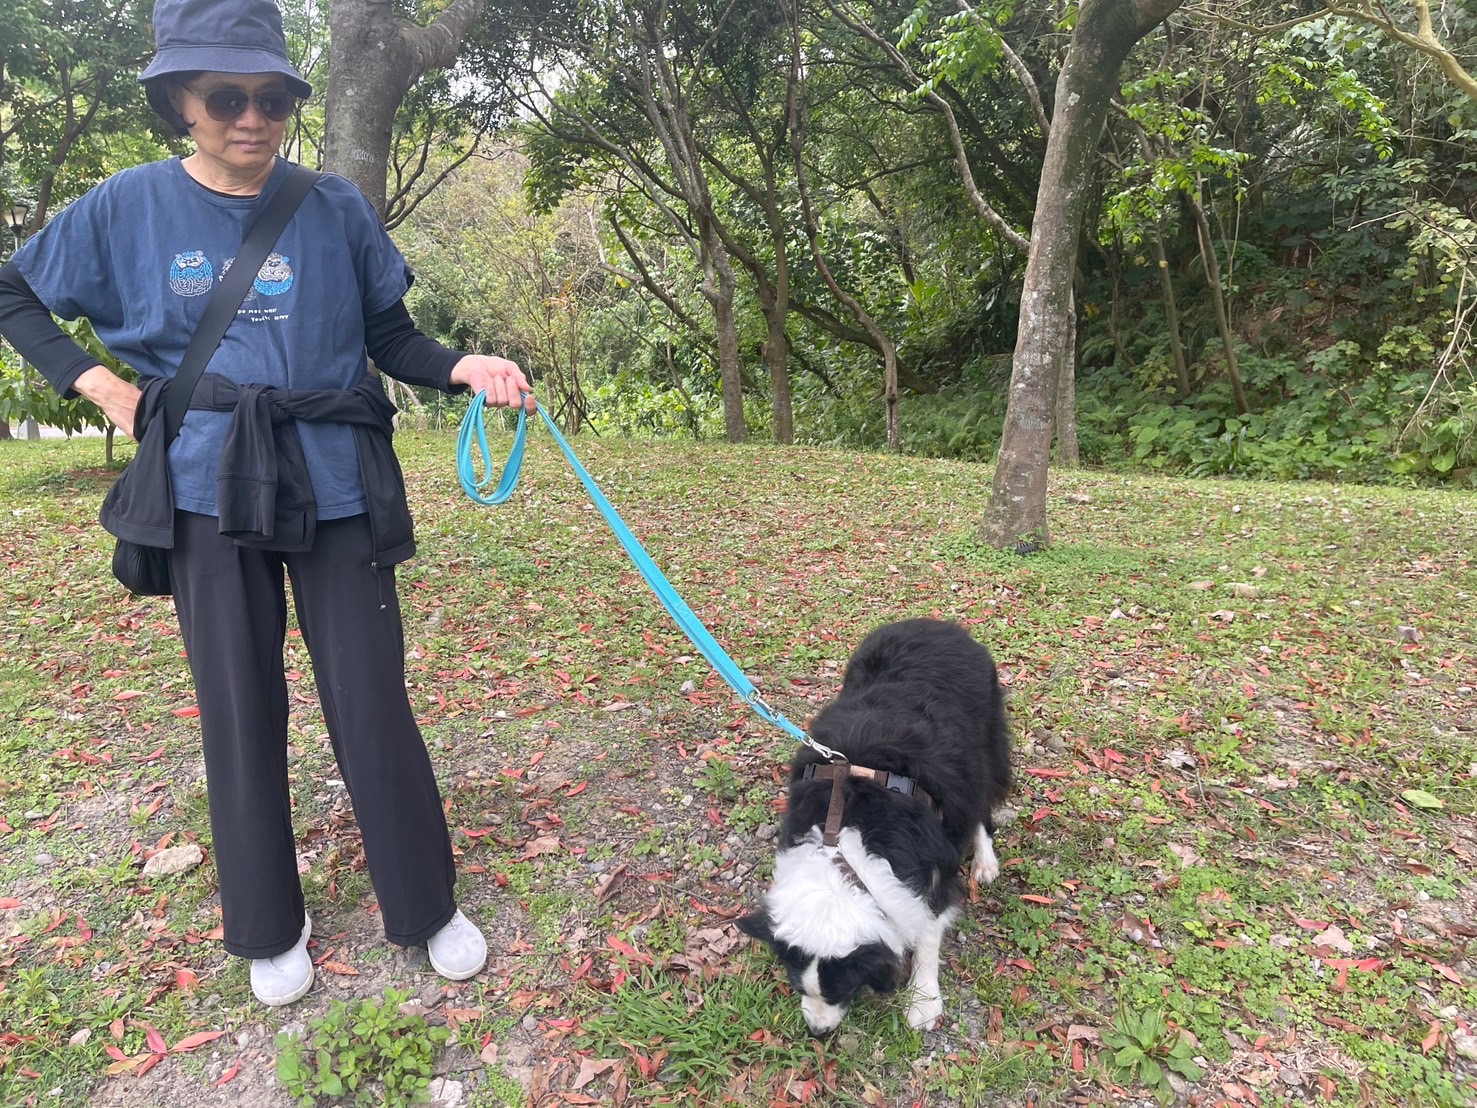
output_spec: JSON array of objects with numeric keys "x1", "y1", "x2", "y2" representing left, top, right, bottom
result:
[{"x1": 188, "y1": 86, "x2": 297, "y2": 123}]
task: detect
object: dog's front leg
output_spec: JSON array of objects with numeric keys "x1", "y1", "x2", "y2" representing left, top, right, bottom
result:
[{"x1": 904, "y1": 916, "x2": 948, "y2": 1031}]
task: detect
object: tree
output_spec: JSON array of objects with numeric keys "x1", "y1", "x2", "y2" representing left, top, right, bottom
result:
[
  {"x1": 400, "y1": 149, "x2": 607, "y2": 430},
  {"x1": 322, "y1": 0, "x2": 488, "y2": 219},
  {"x1": 521, "y1": 1, "x2": 758, "y2": 443},
  {"x1": 0, "y1": 0, "x2": 162, "y2": 443},
  {"x1": 979, "y1": 0, "x2": 1185, "y2": 552}
]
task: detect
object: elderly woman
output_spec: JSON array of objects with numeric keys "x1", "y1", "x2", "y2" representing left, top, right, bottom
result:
[{"x1": 0, "y1": 0, "x2": 531, "y2": 1006}]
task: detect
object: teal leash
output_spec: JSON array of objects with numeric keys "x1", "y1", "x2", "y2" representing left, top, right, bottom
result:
[{"x1": 456, "y1": 391, "x2": 841, "y2": 762}]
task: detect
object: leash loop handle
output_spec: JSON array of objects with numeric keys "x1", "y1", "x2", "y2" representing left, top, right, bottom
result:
[
  {"x1": 456, "y1": 391, "x2": 528, "y2": 505},
  {"x1": 456, "y1": 390, "x2": 841, "y2": 761}
]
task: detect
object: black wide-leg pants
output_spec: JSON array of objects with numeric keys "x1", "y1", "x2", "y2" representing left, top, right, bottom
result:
[{"x1": 169, "y1": 510, "x2": 457, "y2": 959}]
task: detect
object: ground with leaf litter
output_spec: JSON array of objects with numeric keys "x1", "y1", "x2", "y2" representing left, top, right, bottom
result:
[{"x1": 2, "y1": 432, "x2": 1474, "y2": 1108}]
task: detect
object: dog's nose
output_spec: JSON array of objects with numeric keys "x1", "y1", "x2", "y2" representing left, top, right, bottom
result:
[{"x1": 807, "y1": 1022, "x2": 840, "y2": 1041}]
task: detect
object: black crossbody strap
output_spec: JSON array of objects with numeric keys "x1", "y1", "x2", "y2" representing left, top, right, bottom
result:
[{"x1": 163, "y1": 163, "x2": 320, "y2": 443}]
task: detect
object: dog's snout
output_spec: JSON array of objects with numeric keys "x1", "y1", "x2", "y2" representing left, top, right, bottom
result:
[{"x1": 801, "y1": 995, "x2": 849, "y2": 1040}]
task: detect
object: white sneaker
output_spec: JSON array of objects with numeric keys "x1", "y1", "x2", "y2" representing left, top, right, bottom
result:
[
  {"x1": 426, "y1": 909, "x2": 486, "y2": 981},
  {"x1": 250, "y1": 913, "x2": 314, "y2": 1006}
]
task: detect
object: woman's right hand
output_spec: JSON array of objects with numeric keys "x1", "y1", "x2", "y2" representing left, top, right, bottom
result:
[{"x1": 74, "y1": 365, "x2": 142, "y2": 439}]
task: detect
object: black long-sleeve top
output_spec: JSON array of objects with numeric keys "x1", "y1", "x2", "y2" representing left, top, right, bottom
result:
[{"x1": 0, "y1": 259, "x2": 462, "y2": 399}]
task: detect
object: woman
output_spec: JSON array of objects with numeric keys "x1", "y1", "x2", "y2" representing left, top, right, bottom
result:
[{"x1": 0, "y1": 0, "x2": 532, "y2": 1006}]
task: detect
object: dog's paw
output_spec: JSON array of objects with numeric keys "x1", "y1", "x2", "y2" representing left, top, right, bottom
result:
[
  {"x1": 906, "y1": 993, "x2": 944, "y2": 1032},
  {"x1": 971, "y1": 853, "x2": 1001, "y2": 885}
]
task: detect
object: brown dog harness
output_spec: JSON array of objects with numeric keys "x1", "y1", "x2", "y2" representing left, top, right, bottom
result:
[{"x1": 804, "y1": 762, "x2": 938, "y2": 847}]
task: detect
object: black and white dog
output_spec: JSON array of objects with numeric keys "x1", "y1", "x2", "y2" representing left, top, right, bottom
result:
[{"x1": 738, "y1": 619, "x2": 1012, "y2": 1036}]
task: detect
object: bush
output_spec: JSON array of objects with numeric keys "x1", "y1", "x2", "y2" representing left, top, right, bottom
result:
[{"x1": 275, "y1": 987, "x2": 450, "y2": 1106}]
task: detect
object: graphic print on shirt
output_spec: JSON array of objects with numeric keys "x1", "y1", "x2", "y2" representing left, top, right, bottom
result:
[
  {"x1": 253, "y1": 253, "x2": 295, "y2": 296},
  {"x1": 220, "y1": 253, "x2": 296, "y2": 297},
  {"x1": 168, "y1": 251, "x2": 215, "y2": 296}
]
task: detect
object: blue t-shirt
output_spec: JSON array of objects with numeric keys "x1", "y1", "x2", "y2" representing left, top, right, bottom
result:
[{"x1": 15, "y1": 157, "x2": 412, "y2": 519}]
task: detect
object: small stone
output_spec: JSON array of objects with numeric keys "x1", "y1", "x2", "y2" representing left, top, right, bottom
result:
[
  {"x1": 993, "y1": 806, "x2": 1018, "y2": 827},
  {"x1": 1398, "y1": 625, "x2": 1420, "y2": 643},
  {"x1": 1229, "y1": 582, "x2": 1260, "y2": 598},
  {"x1": 1452, "y1": 1028, "x2": 1477, "y2": 1061},
  {"x1": 427, "y1": 1077, "x2": 465, "y2": 1108},
  {"x1": 33, "y1": 853, "x2": 55, "y2": 867},
  {"x1": 68, "y1": 1028, "x2": 92, "y2": 1048},
  {"x1": 1279, "y1": 1068, "x2": 1304, "y2": 1087},
  {"x1": 1188, "y1": 580, "x2": 1216, "y2": 590},
  {"x1": 141, "y1": 844, "x2": 204, "y2": 877},
  {"x1": 755, "y1": 823, "x2": 778, "y2": 841},
  {"x1": 680, "y1": 680, "x2": 696, "y2": 694}
]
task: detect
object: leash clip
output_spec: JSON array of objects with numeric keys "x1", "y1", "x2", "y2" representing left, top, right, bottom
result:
[{"x1": 748, "y1": 691, "x2": 843, "y2": 762}]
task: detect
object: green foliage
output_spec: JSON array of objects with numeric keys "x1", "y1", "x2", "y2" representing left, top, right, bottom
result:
[
  {"x1": 0, "y1": 318, "x2": 129, "y2": 437},
  {"x1": 274, "y1": 988, "x2": 450, "y2": 1107},
  {"x1": 1100, "y1": 1007, "x2": 1205, "y2": 1104},
  {"x1": 693, "y1": 754, "x2": 739, "y2": 801}
]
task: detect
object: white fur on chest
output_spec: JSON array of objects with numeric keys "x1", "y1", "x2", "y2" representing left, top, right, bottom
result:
[{"x1": 767, "y1": 827, "x2": 957, "y2": 957}]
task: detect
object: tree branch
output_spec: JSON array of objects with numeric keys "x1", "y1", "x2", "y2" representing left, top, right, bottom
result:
[{"x1": 829, "y1": 1, "x2": 1030, "y2": 253}]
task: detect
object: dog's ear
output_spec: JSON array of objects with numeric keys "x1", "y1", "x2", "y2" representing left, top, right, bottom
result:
[
  {"x1": 735, "y1": 910, "x2": 774, "y2": 943},
  {"x1": 853, "y1": 942, "x2": 902, "y2": 996}
]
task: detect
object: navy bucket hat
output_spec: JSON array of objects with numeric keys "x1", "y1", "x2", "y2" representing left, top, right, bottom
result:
[{"x1": 138, "y1": 0, "x2": 312, "y2": 98}]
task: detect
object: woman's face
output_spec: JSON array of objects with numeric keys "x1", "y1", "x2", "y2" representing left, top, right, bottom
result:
[{"x1": 170, "y1": 72, "x2": 292, "y2": 178}]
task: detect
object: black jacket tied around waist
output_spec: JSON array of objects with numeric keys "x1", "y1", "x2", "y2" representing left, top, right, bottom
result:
[{"x1": 100, "y1": 373, "x2": 416, "y2": 565}]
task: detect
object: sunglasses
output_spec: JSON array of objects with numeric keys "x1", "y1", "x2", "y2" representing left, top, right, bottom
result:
[{"x1": 188, "y1": 86, "x2": 297, "y2": 123}]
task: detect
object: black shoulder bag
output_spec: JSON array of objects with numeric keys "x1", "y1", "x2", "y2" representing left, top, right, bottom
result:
[{"x1": 112, "y1": 163, "x2": 320, "y2": 596}]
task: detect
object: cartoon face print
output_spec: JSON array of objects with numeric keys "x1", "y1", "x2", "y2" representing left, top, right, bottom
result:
[
  {"x1": 253, "y1": 252, "x2": 294, "y2": 296},
  {"x1": 168, "y1": 251, "x2": 215, "y2": 297}
]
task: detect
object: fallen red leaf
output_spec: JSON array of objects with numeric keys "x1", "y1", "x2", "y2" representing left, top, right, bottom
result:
[
  {"x1": 173, "y1": 1030, "x2": 227, "y2": 1053},
  {"x1": 214, "y1": 1063, "x2": 240, "y2": 1086}
]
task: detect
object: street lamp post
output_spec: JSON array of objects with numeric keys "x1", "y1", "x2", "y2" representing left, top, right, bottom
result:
[{"x1": 3, "y1": 203, "x2": 39, "y2": 441}]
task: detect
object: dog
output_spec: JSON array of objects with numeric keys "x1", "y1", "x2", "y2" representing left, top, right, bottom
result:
[{"x1": 737, "y1": 618, "x2": 1012, "y2": 1036}]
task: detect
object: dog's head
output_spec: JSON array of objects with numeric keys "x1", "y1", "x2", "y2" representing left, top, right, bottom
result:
[
  {"x1": 738, "y1": 834, "x2": 906, "y2": 1037},
  {"x1": 737, "y1": 909, "x2": 901, "y2": 1037}
]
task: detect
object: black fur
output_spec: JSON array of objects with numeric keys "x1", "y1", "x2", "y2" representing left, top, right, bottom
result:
[
  {"x1": 740, "y1": 619, "x2": 1013, "y2": 1035},
  {"x1": 737, "y1": 913, "x2": 904, "y2": 1006},
  {"x1": 782, "y1": 618, "x2": 1012, "y2": 907}
]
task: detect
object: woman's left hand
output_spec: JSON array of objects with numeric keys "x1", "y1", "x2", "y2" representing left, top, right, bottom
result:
[{"x1": 450, "y1": 354, "x2": 536, "y2": 412}]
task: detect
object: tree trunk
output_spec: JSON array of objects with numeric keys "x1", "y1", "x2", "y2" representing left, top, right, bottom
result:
[
  {"x1": 979, "y1": 0, "x2": 1184, "y2": 551},
  {"x1": 1056, "y1": 286, "x2": 1082, "y2": 467},
  {"x1": 1187, "y1": 184, "x2": 1249, "y2": 414},
  {"x1": 762, "y1": 310, "x2": 794, "y2": 445},
  {"x1": 702, "y1": 229, "x2": 747, "y2": 443},
  {"x1": 1151, "y1": 223, "x2": 1191, "y2": 397},
  {"x1": 324, "y1": 0, "x2": 485, "y2": 219}
]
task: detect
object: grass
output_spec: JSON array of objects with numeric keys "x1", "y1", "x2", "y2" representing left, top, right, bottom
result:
[{"x1": 0, "y1": 431, "x2": 1474, "y2": 1107}]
